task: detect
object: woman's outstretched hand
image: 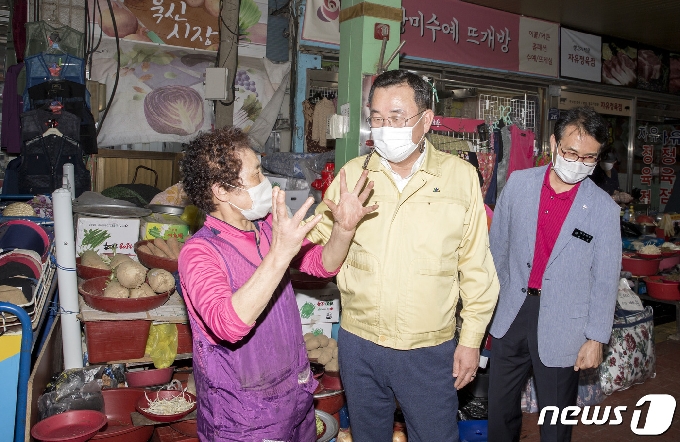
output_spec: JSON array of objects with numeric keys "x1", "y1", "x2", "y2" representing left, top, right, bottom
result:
[{"x1": 269, "y1": 186, "x2": 321, "y2": 265}]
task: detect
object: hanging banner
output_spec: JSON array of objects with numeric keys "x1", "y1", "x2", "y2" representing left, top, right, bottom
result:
[
  {"x1": 300, "y1": 0, "x2": 560, "y2": 77},
  {"x1": 557, "y1": 91, "x2": 632, "y2": 117},
  {"x1": 518, "y1": 17, "x2": 558, "y2": 78},
  {"x1": 602, "y1": 37, "x2": 637, "y2": 87},
  {"x1": 89, "y1": 0, "x2": 267, "y2": 56},
  {"x1": 560, "y1": 28, "x2": 601, "y2": 82},
  {"x1": 301, "y1": 0, "x2": 340, "y2": 45},
  {"x1": 637, "y1": 45, "x2": 669, "y2": 93}
]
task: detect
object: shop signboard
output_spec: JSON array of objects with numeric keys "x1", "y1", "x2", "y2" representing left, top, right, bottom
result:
[
  {"x1": 89, "y1": 0, "x2": 267, "y2": 56},
  {"x1": 301, "y1": 0, "x2": 559, "y2": 78},
  {"x1": 601, "y1": 36, "x2": 638, "y2": 88},
  {"x1": 637, "y1": 125, "x2": 680, "y2": 209},
  {"x1": 518, "y1": 17, "x2": 558, "y2": 78},
  {"x1": 557, "y1": 91, "x2": 632, "y2": 117},
  {"x1": 560, "y1": 28, "x2": 601, "y2": 82}
]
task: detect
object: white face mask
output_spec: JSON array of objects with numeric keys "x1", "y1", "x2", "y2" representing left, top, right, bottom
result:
[
  {"x1": 371, "y1": 113, "x2": 426, "y2": 163},
  {"x1": 600, "y1": 161, "x2": 614, "y2": 171},
  {"x1": 225, "y1": 178, "x2": 272, "y2": 220},
  {"x1": 551, "y1": 148, "x2": 595, "y2": 184}
]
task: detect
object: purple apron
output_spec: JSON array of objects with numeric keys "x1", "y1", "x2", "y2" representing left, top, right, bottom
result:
[{"x1": 184, "y1": 220, "x2": 318, "y2": 441}]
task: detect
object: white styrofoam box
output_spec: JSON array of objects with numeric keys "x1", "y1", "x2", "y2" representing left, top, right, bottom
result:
[
  {"x1": 301, "y1": 322, "x2": 334, "y2": 338},
  {"x1": 286, "y1": 189, "x2": 311, "y2": 213},
  {"x1": 264, "y1": 173, "x2": 288, "y2": 190},
  {"x1": 295, "y1": 282, "x2": 340, "y2": 324},
  {"x1": 76, "y1": 217, "x2": 141, "y2": 255}
]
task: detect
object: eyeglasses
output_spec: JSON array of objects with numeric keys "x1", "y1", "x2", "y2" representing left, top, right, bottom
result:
[
  {"x1": 366, "y1": 110, "x2": 425, "y2": 128},
  {"x1": 559, "y1": 147, "x2": 598, "y2": 166}
]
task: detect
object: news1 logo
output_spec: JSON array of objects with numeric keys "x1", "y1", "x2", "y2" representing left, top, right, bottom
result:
[{"x1": 538, "y1": 394, "x2": 676, "y2": 435}]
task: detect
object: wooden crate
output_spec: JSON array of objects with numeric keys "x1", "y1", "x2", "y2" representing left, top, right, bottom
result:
[{"x1": 92, "y1": 149, "x2": 183, "y2": 193}]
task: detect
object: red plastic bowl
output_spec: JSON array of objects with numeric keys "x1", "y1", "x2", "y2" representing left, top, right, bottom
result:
[
  {"x1": 645, "y1": 276, "x2": 680, "y2": 301},
  {"x1": 622, "y1": 255, "x2": 661, "y2": 276},
  {"x1": 78, "y1": 276, "x2": 172, "y2": 313},
  {"x1": 76, "y1": 257, "x2": 113, "y2": 280},
  {"x1": 126, "y1": 367, "x2": 174, "y2": 387},
  {"x1": 170, "y1": 419, "x2": 198, "y2": 438},
  {"x1": 31, "y1": 410, "x2": 107, "y2": 442},
  {"x1": 92, "y1": 388, "x2": 154, "y2": 442},
  {"x1": 637, "y1": 252, "x2": 662, "y2": 260},
  {"x1": 136, "y1": 390, "x2": 197, "y2": 423},
  {"x1": 134, "y1": 240, "x2": 178, "y2": 273}
]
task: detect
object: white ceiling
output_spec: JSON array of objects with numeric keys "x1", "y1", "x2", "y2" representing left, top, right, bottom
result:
[{"x1": 462, "y1": 0, "x2": 680, "y2": 53}]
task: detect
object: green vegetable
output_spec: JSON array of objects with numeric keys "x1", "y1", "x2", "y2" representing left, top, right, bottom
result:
[
  {"x1": 81, "y1": 229, "x2": 111, "y2": 250},
  {"x1": 300, "y1": 302, "x2": 315, "y2": 319},
  {"x1": 239, "y1": 0, "x2": 261, "y2": 36}
]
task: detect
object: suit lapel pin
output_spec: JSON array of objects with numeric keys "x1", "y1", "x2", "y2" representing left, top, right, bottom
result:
[
  {"x1": 433, "y1": 187, "x2": 440, "y2": 192},
  {"x1": 583, "y1": 205, "x2": 587, "y2": 209}
]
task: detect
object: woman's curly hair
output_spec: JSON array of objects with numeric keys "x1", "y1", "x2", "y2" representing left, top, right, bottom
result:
[{"x1": 180, "y1": 127, "x2": 252, "y2": 213}]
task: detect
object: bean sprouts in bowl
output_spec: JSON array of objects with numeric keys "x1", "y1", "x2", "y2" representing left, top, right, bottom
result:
[{"x1": 136, "y1": 390, "x2": 197, "y2": 423}]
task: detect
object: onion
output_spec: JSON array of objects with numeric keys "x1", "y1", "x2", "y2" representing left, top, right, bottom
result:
[
  {"x1": 204, "y1": 0, "x2": 220, "y2": 17},
  {"x1": 144, "y1": 86, "x2": 204, "y2": 136},
  {"x1": 393, "y1": 429, "x2": 407, "y2": 442},
  {"x1": 99, "y1": 0, "x2": 138, "y2": 38}
]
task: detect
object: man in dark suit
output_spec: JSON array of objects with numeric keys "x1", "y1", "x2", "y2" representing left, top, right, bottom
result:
[{"x1": 487, "y1": 107, "x2": 622, "y2": 442}]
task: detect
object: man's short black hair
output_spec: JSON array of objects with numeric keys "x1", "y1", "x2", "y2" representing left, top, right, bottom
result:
[
  {"x1": 554, "y1": 107, "x2": 608, "y2": 150},
  {"x1": 368, "y1": 70, "x2": 432, "y2": 111}
]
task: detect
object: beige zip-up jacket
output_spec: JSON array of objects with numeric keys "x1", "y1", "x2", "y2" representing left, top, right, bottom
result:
[{"x1": 307, "y1": 141, "x2": 499, "y2": 350}]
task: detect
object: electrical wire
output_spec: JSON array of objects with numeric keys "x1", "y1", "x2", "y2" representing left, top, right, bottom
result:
[
  {"x1": 97, "y1": 0, "x2": 120, "y2": 137},
  {"x1": 216, "y1": 0, "x2": 241, "y2": 106}
]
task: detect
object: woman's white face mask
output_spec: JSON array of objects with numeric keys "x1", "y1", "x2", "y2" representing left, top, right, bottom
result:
[
  {"x1": 600, "y1": 161, "x2": 615, "y2": 171},
  {"x1": 371, "y1": 112, "x2": 426, "y2": 163},
  {"x1": 225, "y1": 178, "x2": 272, "y2": 220}
]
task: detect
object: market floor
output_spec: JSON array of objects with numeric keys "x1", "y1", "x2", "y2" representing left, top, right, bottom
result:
[{"x1": 519, "y1": 321, "x2": 680, "y2": 441}]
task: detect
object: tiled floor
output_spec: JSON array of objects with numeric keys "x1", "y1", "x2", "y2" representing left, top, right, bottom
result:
[{"x1": 519, "y1": 322, "x2": 680, "y2": 441}]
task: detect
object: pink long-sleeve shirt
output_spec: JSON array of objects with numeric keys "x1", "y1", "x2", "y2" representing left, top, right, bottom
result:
[{"x1": 178, "y1": 214, "x2": 339, "y2": 345}]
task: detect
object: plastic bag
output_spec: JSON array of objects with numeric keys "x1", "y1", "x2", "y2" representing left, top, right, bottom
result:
[
  {"x1": 38, "y1": 369, "x2": 105, "y2": 420},
  {"x1": 145, "y1": 323, "x2": 179, "y2": 369}
]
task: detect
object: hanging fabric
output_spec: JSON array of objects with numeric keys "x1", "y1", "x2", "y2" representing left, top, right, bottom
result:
[
  {"x1": 1, "y1": 62, "x2": 25, "y2": 154},
  {"x1": 506, "y1": 126, "x2": 536, "y2": 180},
  {"x1": 24, "y1": 21, "x2": 86, "y2": 59}
]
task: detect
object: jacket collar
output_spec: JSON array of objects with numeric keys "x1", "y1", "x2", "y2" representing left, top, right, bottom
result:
[{"x1": 364, "y1": 139, "x2": 442, "y2": 177}]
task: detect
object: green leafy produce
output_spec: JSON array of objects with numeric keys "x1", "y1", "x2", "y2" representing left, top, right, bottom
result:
[
  {"x1": 300, "y1": 302, "x2": 315, "y2": 319},
  {"x1": 81, "y1": 229, "x2": 111, "y2": 250},
  {"x1": 239, "y1": 0, "x2": 261, "y2": 36}
]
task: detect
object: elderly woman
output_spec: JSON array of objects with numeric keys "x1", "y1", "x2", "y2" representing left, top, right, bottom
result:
[{"x1": 178, "y1": 127, "x2": 376, "y2": 441}]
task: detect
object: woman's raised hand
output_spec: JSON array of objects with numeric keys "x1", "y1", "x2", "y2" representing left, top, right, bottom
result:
[{"x1": 269, "y1": 186, "x2": 321, "y2": 264}]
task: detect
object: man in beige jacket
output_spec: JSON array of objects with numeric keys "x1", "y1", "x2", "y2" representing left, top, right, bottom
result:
[{"x1": 307, "y1": 70, "x2": 499, "y2": 441}]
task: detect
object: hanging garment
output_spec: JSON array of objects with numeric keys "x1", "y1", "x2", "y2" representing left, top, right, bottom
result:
[
  {"x1": 506, "y1": 125, "x2": 536, "y2": 180},
  {"x1": 311, "y1": 97, "x2": 335, "y2": 148},
  {"x1": 21, "y1": 108, "x2": 81, "y2": 142},
  {"x1": 23, "y1": 53, "x2": 88, "y2": 111},
  {"x1": 496, "y1": 125, "x2": 512, "y2": 195},
  {"x1": 1, "y1": 62, "x2": 25, "y2": 153},
  {"x1": 478, "y1": 152, "x2": 496, "y2": 200},
  {"x1": 19, "y1": 134, "x2": 90, "y2": 196},
  {"x1": 24, "y1": 21, "x2": 85, "y2": 59},
  {"x1": 483, "y1": 129, "x2": 502, "y2": 205},
  {"x1": 26, "y1": 80, "x2": 97, "y2": 154}
]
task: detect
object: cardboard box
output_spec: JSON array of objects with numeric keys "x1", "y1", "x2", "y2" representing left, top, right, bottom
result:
[
  {"x1": 295, "y1": 283, "x2": 340, "y2": 324},
  {"x1": 301, "y1": 322, "x2": 334, "y2": 338},
  {"x1": 140, "y1": 213, "x2": 190, "y2": 242},
  {"x1": 76, "y1": 216, "x2": 141, "y2": 255}
]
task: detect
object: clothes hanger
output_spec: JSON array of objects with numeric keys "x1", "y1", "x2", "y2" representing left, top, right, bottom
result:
[{"x1": 43, "y1": 127, "x2": 63, "y2": 137}]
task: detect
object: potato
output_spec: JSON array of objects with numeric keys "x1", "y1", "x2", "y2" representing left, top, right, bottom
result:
[
  {"x1": 138, "y1": 244, "x2": 153, "y2": 255},
  {"x1": 80, "y1": 250, "x2": 109, "y2": 269},
  {"x1": 317, "y1": 335, "x2": 329, "y2": 348},
  {"x1": 130, "y1": 283, "x2": 157, "y2": 298},
  {"x1": 109, "y1": 253, "x2": 133, "y2": 269},
  {"x1": 303, "y1": 333, "x2": 316, "y2": 342},
  {"x1": 325, "y1": 359, "x2": 339, "y2": 372},
  {"x1": 326, "y1": 338, "x2": 337, "y2": 349},
  {"x1": 116, "y1": 260, "x2": 147, "y2": 289},
  {"x1": 147, "y1": 268, "x2": 175, "y2": 293},
  {"x1": 166, "y1": 237, "x2": 181, "y2": 259},
  {"x1": 147, "y1": 242, "x2": 168, "y2": 258},
  {"x1": 333, "y1": 347, "x2": 338, "y2": 359},
  {"x1": 154, "y1": 238, "x2": 175, "y2": 259},
  {"x1": 104, "y1": 280, "x2": 129, "y2": 298},
  {"x1": 305, "y1": 337, "x2": 321, "y2": 350},
  {"x1": 307, "y1": 348, "x2": 322, "y2": 360},
  {"x1": 317, "y1": 347, "x2": 333, "y2": 365}
]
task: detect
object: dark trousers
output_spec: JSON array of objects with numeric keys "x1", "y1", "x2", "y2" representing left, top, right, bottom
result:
[
  {"x1": 338, "y1": 327, "x2": 460, "y2": 442},
  {"x1": 488, "y1": 296, "x2": 579, "y2": 442}
]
